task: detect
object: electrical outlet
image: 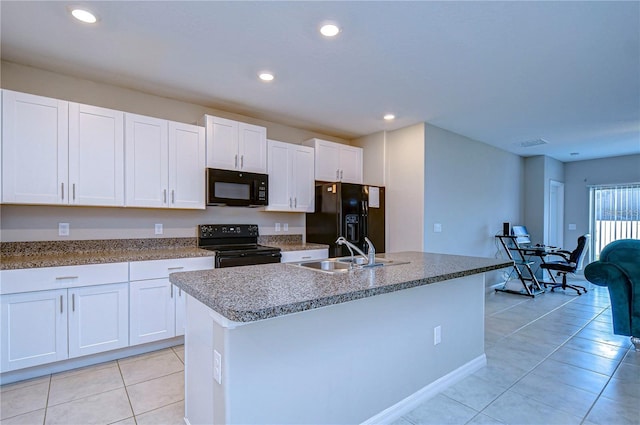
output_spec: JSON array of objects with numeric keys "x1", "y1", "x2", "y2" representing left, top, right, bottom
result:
[
  {"x1": 434, "y1": 325, "x2": 442, "y2": 345},
  {"x1": 155, "y1": 224, "x2": 163, "y2": 235},
  {"x1": 283, "y1": 223, "x2": 288, "y2": 231},
  {"x1": 214, "y1": 350, "x2": 222, "y2": 384},
  {"x1": 58, "y1": 223, "x2": 70, "y2": 236},
  {"x1": 433, "y1": 223, "x2": 442, "y2": 233},
  {"x1": 275, "y1": 223, "x2": 281, "y2": 232}
]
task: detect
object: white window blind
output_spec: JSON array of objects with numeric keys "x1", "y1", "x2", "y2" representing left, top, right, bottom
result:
[{"x1": 589, "y1": 183, "x2": 640, "y2": 260}]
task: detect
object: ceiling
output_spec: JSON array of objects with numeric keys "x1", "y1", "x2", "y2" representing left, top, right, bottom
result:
[{"x1": 1, "y1": 1, "x2": 639, "y2": 162}]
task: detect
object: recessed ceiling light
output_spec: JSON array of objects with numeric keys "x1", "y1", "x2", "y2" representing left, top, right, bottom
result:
[
  {"x1": 320, "y1": 24, "x2": 340, "y2": 37},
  {"x1": 258, "y1": 72, "x2": 274, "y2": 82},
  {"x1": 71, "y1": 8, "x2": 97, "y2": 24},
  {"x1": 383, "y1": 114, "x2": 395, "y2": 121}
]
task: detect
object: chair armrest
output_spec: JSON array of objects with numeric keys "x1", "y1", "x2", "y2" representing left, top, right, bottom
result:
[{"x1": 544, "y1": 251, "x2": 570, "y2": 262}]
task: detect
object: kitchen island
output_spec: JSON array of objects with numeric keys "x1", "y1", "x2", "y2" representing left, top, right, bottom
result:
[{"x1": 170, "y1": 251, "x2": 511, "y2": 424}]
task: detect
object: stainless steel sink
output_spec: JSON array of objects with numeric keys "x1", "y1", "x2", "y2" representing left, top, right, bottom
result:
[
  {"x1": 293, "y1": 256, "x2": 408, "y2": 274},
  {"x1": 295, "y1": 259, "x2": 352, "y2": 273}
]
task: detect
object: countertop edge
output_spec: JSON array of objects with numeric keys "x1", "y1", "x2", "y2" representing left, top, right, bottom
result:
[{"x1": 171, "y1": 256, "x2": 512, "y2": 323}]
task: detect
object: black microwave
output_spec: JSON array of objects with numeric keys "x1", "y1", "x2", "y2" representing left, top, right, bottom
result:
[{"x1": 206, "y1": 168, "x2": 268, "y2": 207}]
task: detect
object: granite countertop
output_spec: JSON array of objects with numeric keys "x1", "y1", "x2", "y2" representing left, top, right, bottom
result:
[
  {"x1": 0, "y1": 238, "x2": 214, "y2": 270},
  {"x1": 0, "y1": 236, "x2": 326, "y2": 270},
  {"x1": 266, "y1": 242, "x2": 329, "y2": 252},
  {"x1": 170, "y1": 251, "x2": 513, "y2": 323}
]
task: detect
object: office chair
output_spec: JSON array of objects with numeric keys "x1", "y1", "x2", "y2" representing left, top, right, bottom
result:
[{"x1": 540, "y1": 234, "x2": 590, "y2": 295}]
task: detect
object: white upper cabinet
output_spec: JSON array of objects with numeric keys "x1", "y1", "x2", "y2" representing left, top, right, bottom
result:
[
  {"x1": 303, "y1": 138, "x2": 363, "y2": 184},
  {"x1": 125, "y1": 114, "x2": 204, "y2": 209},
  {"x1": 2, "y1": 90, "x2": 69, "y2": 204},
  {"x1": 266, "y1": 140, "x2": 315, "y2": 212},
  {"x1": 125, "y1": 113, "x2": 169, "y2": 208},
  {"x1": 168, "y1": 121, "x2": 205, "y2": 209},
  {"x1": 69, "y1": 103, "x2": 124, "y2": 206},
  {"x1": 200, "y1": 115, "x2": 267, "y2": 173},
  {"x1": 2, "y1": 90, "x2": 125, "y2": 206}
]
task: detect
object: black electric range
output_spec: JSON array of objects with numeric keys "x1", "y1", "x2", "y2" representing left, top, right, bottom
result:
[{"x1": 198, "y1": 224, "x2": 281, "y2": 268}]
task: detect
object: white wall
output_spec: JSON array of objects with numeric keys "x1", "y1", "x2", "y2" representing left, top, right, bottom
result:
[
  {"x1": 0, "y1": 61, "x2": 350, "y2": 242},
  {"x1": 564, "y1": 154, "x2": 640, "y2": 252},
  {"x1": 423, "y1": 124, "x2": 524, "y2": 259},
  {"x1": 384, "y1": 124, "x2": 426, "y2": 253}
]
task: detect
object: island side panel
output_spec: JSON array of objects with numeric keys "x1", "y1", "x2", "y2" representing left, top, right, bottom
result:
[
  {"x1": 221, "y1": 274, "x2": 485, "y2": 424},
  {"x1": 185, "y1": 293, "x2": 225, "y2": 425}
]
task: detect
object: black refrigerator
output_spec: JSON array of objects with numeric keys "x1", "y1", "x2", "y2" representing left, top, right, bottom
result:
[{"x1": 306, "y1": 182, "x2": 385, "y2": 258}]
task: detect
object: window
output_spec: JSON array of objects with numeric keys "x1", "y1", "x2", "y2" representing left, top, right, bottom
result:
[{"x1": 589, "y1": 183, "x2": 640, "y2": 260}]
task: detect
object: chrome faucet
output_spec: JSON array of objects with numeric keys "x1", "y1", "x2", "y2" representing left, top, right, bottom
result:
[{"x1": 335, "y1": 236, "x2": 376, "y2": 266}]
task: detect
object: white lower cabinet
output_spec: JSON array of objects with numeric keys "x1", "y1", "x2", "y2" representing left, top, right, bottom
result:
[
  {"x1": 129, "y1": 279, "x2": 176, "y2": 345},
  {"x1": 129, "y1": 257, "x2": 214, "y2": 345},
  {"x1": 68, "y1": 283, "x2": 129, "y2": 358},
  {"x1": 1, "y1": 289, "x2": 68, "y2": 372},
  {"x1": 175, "y1": 285, "x2": 186, "y2": 337}
]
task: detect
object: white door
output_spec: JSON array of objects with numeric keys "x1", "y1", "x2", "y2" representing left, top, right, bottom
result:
[
  {"x1": 314, "y1": 140, "x2": 341, "y2": 182},
  {"x1": 1, "y1": 289, "x2": 68, "y2": 372},
  {"x1": 68, "y1": 283, "x2": 129, "y2": 358},
  {"x1": 266, "y1": 140, "x2": 293, "y2": 211},
  {"x1": 69, "y1": 103, "x2": 124, "y2": 206},
  {"x1": 2, "y1": 90, "x2": 69, "y2": 204},
  {"x1": 238, "y1": 123, "x2": 267, "y2": 173},
  {"x1": 125, "y1": 113, "x2": 169, "y2": 207},
  {"x1": 548, "y1": 180, "x2": 564, "y2": 248},
  {"x1": 130, "y1": 278, "x2": 176, "y2": 345},
  {"x1": 169, "y1": 121, "x2": 205, "y2": 209},
  {"x1": 206, "y1": 116, "x2": 238, "y2": 170},
  {"x1": 339, "y1": 145, "x2": 363, "y2": 184},
  {"x1": 292, "y1": 145, "x2": 315, "y2": 212}
]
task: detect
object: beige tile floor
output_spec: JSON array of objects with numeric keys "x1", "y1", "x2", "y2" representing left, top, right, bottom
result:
[
  {"x1": 0, "y1": 346, "x2": 185, "y2": 425},
  {"x1": 1, "y1": 278, "x2": 639, "y2": 425}
]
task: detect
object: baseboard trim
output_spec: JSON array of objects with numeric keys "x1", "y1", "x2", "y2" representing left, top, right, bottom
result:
[
  {"x1": 362, "y1": 354, "x2": 487, "y2": 425},
  {"x1": 0, "y1": 336, "x2": 184, "y2": 385}
]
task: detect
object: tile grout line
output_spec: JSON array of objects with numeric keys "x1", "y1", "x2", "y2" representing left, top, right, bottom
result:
[
  {"x1": 41, "y1": 373, "x2": 52, "y2": 425},
  {"x1": 475, "y1": 291, "x2": 612, "y2": 423},
  {"x1": 115, "y1": 359, "x2": 138, "y2": 425}
]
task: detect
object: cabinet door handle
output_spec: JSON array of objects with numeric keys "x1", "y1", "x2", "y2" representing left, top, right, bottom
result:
[
  {"x1": 72, "y1": 183, "x2": 76, "y2": 201},
  {"x1": 72, "y1": 293, "x2": 75, "y2": 312},
  {"x1": 336, "y1": 169, "x2": 339, "y2": 179},
  {"x1": 235, "y1": 154, "x2": 238, "y2": 168},
  {"x1": 294, "y1": 197, "x2": 297, "y2": 208},
  {"x1": 171, "y1": 190, "x2": 175, "y2": 204},
  {"x1": 171, "y1": 285, "x2": 174, "y2": 298},
  {"x1": 289, "y1": 197, "x2": 292, "y2": 208},
  {"x1": 179, "y1": 287, "x2": 182, "y2": 296},
  {"x1": 240, "y1": 155, "x2": 244, "y2": 169},
  {"x1": 302, "y1": 256, "x2": 312, "y2": 260},
  {"x1": 167, "y1": 266, "x2": 184, "y2": 271},
  {"x1": 60, "y1": 295, "x2": 63, "y2": 313},
  {"x1": 163, "y1": 189, "x2": 167, "y2": 204},
  {"x1": 61, "y1": 182, "x2": 65, "y2": 201},
  {"x1": 56, "y1": 276, "x2": 78, "y2": 280},
  {"x1": 340, "y1": 170, "x2": 344, "y2": 180}
]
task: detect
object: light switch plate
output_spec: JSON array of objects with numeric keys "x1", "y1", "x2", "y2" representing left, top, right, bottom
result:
[
  {"x1": 433, "y1": 223, "x2": 442, "y2": 233},
  {"x1": 568, "y1": 223, "x2": 577, "y2": 230},
  {"x1": 155, "y1": 224, "x2": 163, "y2": 235}
]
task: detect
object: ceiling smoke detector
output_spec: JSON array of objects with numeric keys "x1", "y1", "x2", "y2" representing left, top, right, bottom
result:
[{"x1": 516, "y1": 138, "x2": 549, "y2": 148}]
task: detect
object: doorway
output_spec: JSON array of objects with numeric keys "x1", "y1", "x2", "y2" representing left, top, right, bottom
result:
[{"x1": 548, "y1": 180, "x2": 564, "y2": 248}]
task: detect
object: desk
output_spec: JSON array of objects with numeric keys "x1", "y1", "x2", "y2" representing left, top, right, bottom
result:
[{"x1": 495, "y1": 235, "x2": 545, "y2": 297}]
